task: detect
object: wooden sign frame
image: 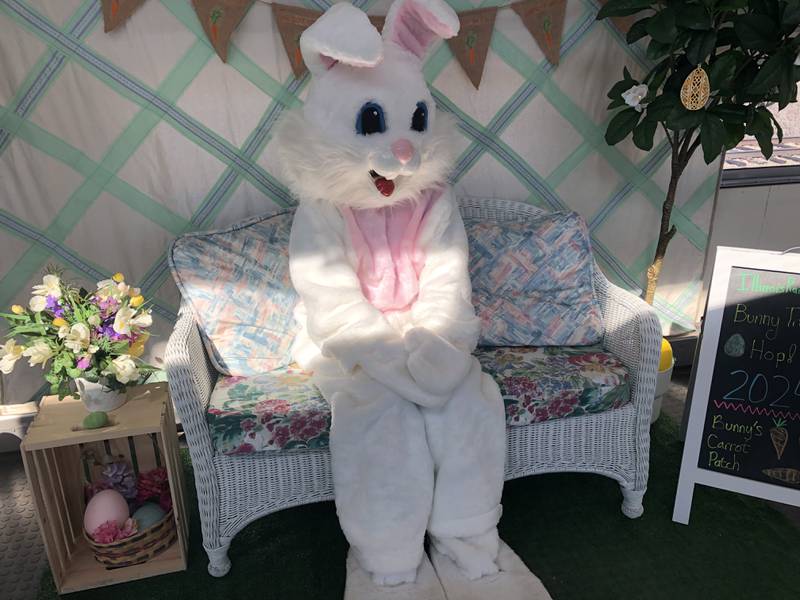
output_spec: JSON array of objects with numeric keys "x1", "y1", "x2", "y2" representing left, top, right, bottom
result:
[{"x1": 673, "y1": 246, "x2": 800, "y2": 524}]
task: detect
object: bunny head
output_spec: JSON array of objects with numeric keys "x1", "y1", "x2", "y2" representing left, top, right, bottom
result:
[{"x1": 274, "y1": 0, "x2": 459, "y2": 209}]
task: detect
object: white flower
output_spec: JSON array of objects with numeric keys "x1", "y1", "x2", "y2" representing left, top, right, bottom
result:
[
  {"x1": 88, "y1": 344, "x2": 99, "y2": 354},
  {"x1": 22, "y1": 342, "x2": 54, "y2": 368},
  {"x1": 103, "y1": 354, "x2": 139, "y2": 384},
  {"x1": 87, "y1": 314, "x2": 101, "y2": 327},
  {"x1": 132, "y1": 310, "x2": 152, "y2": 329},
  {"x1": 113, "y1": 306, "x2": 135, "y2": 335},
  {"x1": 57, "y1": 325, "x2": 69, "y2": 339},
  {"x1": 32, "y1": 274, "x2": 61, "y2": 299},
  {"x1": 622, "y1": 84, "x2": 648, "y2": 113},
  {"x1": 64, "y1": 323, "x2": 91, "y2": 353},
  {"x1": 0, "y1": 340, "x2": 24, "y2": 374},
  {"x1": 28, "y1": 295, "x2": 47, "y2": 313}
]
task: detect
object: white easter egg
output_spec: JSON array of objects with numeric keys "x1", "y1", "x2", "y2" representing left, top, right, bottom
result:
[{"x1": 84, "y1": 489, "x2": 129, "y2": 534}]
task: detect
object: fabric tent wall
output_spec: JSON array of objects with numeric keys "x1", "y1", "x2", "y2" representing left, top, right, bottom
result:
[{"x1": 0, "y1": 0, "x2": 718, "y2": 403}]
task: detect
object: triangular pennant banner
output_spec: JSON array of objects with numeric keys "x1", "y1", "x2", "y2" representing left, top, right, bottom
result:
[
  {"x1": 597, "y1": 0, "x2": 637, "y2": 35},
  {"x1": 512, "y1": 0, "x2": 566, "y2": 66},
  {"x1": 193, "y1": 0, "x2": 254, "y2": 63},
  {"x1": 272, "y1": 4, "x2": 322, "y2": 78},
  {"x1": 368, "y1": 15, "x2": 385, "y2": 33},
  {"x1": 447, "y1": 7, "x2": 497, "y2": 89},
  {"x1": 101, "y1": 0, "x2": 147, "y2": 33}
]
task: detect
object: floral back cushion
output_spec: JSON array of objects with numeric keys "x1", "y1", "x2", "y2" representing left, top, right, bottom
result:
[
  {"x1": 169, "y1": 211, "x2": 298, "y2": 376},
  {"x1": 465, "y1": 211, "x2": 604, "y2": 347}
]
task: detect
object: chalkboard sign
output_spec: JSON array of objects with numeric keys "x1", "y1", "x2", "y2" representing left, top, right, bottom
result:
[{"x1": 674, "y1": 247, "x2": 800, "y2": 524}]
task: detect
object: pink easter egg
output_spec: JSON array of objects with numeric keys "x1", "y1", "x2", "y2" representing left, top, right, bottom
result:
[{"x1": 84, "y1": 489, "x2": 129, "y2": 534}]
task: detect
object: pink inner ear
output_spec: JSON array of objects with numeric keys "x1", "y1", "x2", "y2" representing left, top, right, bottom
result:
[{"x1": 390, "y1": 1, "x2": 450, "y2": 59}]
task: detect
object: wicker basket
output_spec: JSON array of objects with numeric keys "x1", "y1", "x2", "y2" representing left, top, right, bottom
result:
[{"x1": 84, "y1": 509, "x2": 177, "y2": 569}]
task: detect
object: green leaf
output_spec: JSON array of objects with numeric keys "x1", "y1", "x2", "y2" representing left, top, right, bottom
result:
[
  {"x1": 716, "y1": 27, "x2": 738, "y2": 48},
  {"x1": 633, "y1": 119, "x2": 658, "y2": 150},
  {"x1": 746, "y1": 108, "x2": 774, "y2": 157},
  {"x1": 710, "y1": 103, "x2": 748, "y2": 123},
  {"x1": 626, "y1": 17, "x2": 651, "y2": 44},
  {"x1": 700, "y1": 114, "x2": 726, "y2": 164},
  {"x1": 675, "y1": 4, "x2": 711, "y2": 30},
  {"x1": 748, "y1": 52, "x2": 786, "y2": 93},
  {"x1": 778, "y1": 58, "x2": 798, "y2": 109},
  {"x1": 723, "y1": 122, "x2": 745, "y2": 150},
  {"x1": 605, "y1": 107, "x2": 642, "y2": 145},
  {"x1": 715, "y1": 0, "x2": 747, "y2": 9},
  {"x1": 708, "y1": 53, "x2": 740, "y2": 91},
  {"x1": 785, "y1": 0, "x2": 800, "y2": 25},
  {"x1": 686, "y1": 30, "x2": 717, "y2": 65},
  {"x1": 644, "y1": 93, "x2": 680, "y2": 120},
  {"x1": 734, "y1": 15, "x2": 779, "y2": 51},
  {"x1": 667, "y1": 106, "x2": 705, "y2": 130},
  {"x1": 596, "y1": 0, "x2": 654, "y2": 19},
  {"x1": 646, "y1": 7, "x2": 678, "y2": 43},
  {"x1": 769, "y1": 111, "x2": 784, "y2": 142},
  {"x1": 607, "y1": 75, "x2": 638, "y2": 100},
  {"x1": 646, "y1": 39, "x2": 672, "y2": 60}
]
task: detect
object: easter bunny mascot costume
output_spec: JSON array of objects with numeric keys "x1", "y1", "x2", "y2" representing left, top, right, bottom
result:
[{"x1": 275, "y1": 1, "x2": 551, "y2": 598}]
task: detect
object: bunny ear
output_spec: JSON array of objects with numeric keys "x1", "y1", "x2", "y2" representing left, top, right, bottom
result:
[
  {"x1": 300, "y1": 3, "x2": 383, "y2": 75},
  {"x1": 383, "y1": 0, "x2": 460, "y2": 60}
]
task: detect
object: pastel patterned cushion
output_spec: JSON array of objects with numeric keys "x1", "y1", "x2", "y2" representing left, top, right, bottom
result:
[
  {"x1": 206, "y1": 346, "x2": 630, "y2": 455},
  {"x1": 475, "y1": 346, "x2": 630, "y2": 427},
  {"x1": 169, "y1": 211, "x2": 298, "y2": 376},
  {"x1": 464, "y1": 212, "x2": 604, "y2": 347}
]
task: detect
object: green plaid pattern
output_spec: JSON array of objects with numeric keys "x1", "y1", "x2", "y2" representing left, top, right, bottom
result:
[{"x1": 0, "y1": 0, "x2": 717, "y2": 402}]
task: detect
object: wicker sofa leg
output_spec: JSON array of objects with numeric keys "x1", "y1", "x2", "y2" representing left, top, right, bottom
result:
[
  {"x1": 205, "y1": 540, "x2": 232, "y2": 577},
  {"x1": 620, "y1": 486, "x2": 646, "y2": 519}
]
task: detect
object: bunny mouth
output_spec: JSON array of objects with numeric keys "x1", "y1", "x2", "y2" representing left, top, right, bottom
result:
[{"x1": 370, "y1": 170, "x2": 395, "y2": 197}]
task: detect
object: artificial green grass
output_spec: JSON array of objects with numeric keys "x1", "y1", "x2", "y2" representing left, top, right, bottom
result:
[{"x1": 39, "y1": 416, "x2": 800, "y2": 600}]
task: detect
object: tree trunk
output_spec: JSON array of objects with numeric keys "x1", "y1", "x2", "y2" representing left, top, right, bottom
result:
[{"x1": 644, "y1": 149, "x2": 686, "y2": 305}]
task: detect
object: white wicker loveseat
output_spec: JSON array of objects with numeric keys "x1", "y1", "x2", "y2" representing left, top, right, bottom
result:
[{"x1": 165, "y1": 197, "x2": 661, "y2": 577}]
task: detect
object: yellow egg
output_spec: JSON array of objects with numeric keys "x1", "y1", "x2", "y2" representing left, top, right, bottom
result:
[
  {"x1": 680, "y1": 66, "x2": 710, "y2": 111},
  {"x1": 112, "y1": 272, "x2": 125, "y2": 283},
  {"x1": 659, "y1": 338, "x2": 674, "y2": 371}
]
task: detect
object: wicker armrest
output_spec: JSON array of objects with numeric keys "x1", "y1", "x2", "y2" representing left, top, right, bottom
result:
[{"x1": 594, "y1": 272, "x2": 661, "y2": 419}]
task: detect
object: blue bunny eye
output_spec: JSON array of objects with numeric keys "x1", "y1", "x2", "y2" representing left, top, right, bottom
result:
[
  {"x1": 411, "y1": 101, "x2": 428, "y2": 132},
  {"x1": 356, "y1": 102, "x2": 386, "y2": 135}
]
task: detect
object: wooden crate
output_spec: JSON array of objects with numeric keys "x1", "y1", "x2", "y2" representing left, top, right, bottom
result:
[{"x1": 21, "y1": 383, "x2": 188, "y2": 594}]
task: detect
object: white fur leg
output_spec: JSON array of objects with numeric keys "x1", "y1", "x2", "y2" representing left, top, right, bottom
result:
[
  {"x1": 345, "y1": 549, "x2": 446, "y2": 600},
  {"x1": 430, "y1": 540, "x2": 553, "y2": 600}
]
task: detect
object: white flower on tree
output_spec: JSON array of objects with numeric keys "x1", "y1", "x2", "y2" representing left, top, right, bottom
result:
[
  {"x1": 103, "y1": 354, "x2": 139, "y2": 384},
  {"x1": 0, "y1": 340, "x2": 24, "y2": 374},
  {"x1": 32, "y1": 274, "x2": 61, "y2": 299},
  {"x1": 22, "y1": 342, "x2": 54, "y2": 368},
  {"x1": 622, "y1": 84, "x2": 648, "y2": 112}
]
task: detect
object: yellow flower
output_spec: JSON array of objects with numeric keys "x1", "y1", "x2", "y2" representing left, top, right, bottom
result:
[
  {"x1": 11, "y1": 305, "x2": 24, "y2": 315},
  {"x1": 129, "y1": 332, "x2": 150, "y2": 358},
  {"x1": 112, "y1": 272, "x2": 125, "y2": 283},
  {"x1": 52, "y1": 317, "x2": 68, "y2": 328},
  {"x1": 129, "y1": 295, "x2": 144, "y2": 308}
]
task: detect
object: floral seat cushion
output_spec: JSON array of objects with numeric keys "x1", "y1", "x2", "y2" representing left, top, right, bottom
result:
[{"x1": 206, "y1": 346, "x2": 631, "y2": 455}]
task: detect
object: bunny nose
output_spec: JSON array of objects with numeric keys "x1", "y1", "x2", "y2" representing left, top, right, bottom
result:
[{"x1": 391, "y1": 139, "x2": 415, "y2": 164}]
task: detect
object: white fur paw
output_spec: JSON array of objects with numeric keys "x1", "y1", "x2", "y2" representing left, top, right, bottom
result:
[
  {"x1": 371, "y1": 568, "x2": 418, "y2": 586},
  {"x1": 432, "y1": 535, "x2": 499, "y2": 580}
]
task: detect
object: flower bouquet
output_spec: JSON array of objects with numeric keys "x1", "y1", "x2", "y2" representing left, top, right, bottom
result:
[{"x1": 0, "y1": 270, "x2": 156, "y2": 408}]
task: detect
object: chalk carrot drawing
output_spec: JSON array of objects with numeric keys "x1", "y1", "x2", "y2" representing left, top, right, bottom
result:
[
  {"x1": 763, "y1": 467, "x2": 800, "y2": 485},
  {"x1": 466, "y1": 30, "x2": 477, "y2": 65},
  {"x1": 543, "y1": 16, "x2": 553, "y2": 51},
  {"x1": 209, "y1": 7, "x2": 223, "y2": 45},
  {"x1": 294, "y1": 33, "x2": 303, "y2": 68},
  {"x1": 770, "y1": 418, "x2": 788, "y2": 460},
  {"x1": 111, "y1": 0, "x2": 119, "y2": 18}
]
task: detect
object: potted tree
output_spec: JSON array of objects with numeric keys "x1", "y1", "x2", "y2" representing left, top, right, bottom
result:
[{"x1": 598, "y1": 0, "x2": 800, "y2": 304}]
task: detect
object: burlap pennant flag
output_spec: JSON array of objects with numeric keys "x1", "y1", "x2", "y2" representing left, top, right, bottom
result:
[
  {"x1": 368, "y1": 15, "x2": 385, "y2": 33},
  {"x1": 193, "y1": 0, "x2": 254, "y2": 63},
  {"x1": 272, "y1": 4, "x2": 323, "y2": 78},
  {"x1": 597, "y1": 0, "x2": 637, "y2": 35},
  {"x1": 101, "y1": 0, "x2": 147, "y2": 33},
  {"x1": 512, "y1": 0, "x2": 566, "y2": 66},
  {"x1": 447, "y1": 7, "x2": 497, "y2": 89}
]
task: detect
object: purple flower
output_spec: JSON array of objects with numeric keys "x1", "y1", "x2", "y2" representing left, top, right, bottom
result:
[
  {"x1": 77, "y1": 356, "x2": 91, "y2": 370},
  {"x1": 45, "y1": 295, "x2": 65, "y2": 317}
]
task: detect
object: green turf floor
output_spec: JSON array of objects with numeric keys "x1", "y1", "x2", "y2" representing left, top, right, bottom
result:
[{"x1": 39, "y1": 416, "x2": 800, "y2": 600}]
